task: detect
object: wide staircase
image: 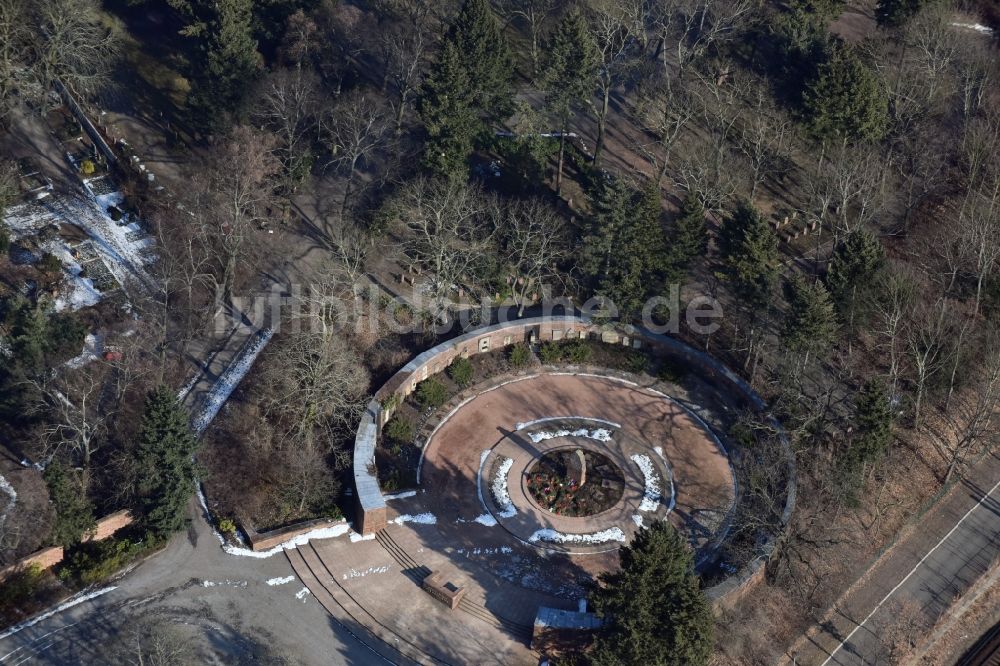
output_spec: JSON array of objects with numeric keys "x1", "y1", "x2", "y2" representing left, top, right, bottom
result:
[{"x1": 374, "y1": 529, "x2": 534, "y2": 643}]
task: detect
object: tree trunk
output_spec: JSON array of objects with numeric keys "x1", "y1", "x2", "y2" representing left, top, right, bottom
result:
[
  {"x1": 556, "y1": 130, "x2": 567, "y2": 195},
  {"x1": 594, "y1": 89, "x2": 611, "y2": 166}
]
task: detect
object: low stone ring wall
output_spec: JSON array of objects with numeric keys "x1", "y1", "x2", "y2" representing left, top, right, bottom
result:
[{"x1": 352, "y1": 316, "x2": 796, "y2": 606}]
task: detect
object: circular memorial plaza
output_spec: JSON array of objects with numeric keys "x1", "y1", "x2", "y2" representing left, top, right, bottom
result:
[{"x1": 421, "y1": 373, "x2": 735, "y2": 558}]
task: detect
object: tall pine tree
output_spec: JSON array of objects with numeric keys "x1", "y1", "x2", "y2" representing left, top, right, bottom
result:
[
  {"x1": 826, "y1": 229, "x2": 884, "y2": 335},
  {"x1": 43, "y1": 462, "x2": 96, "y2": 548},
  {"x1": 419, "y1": 0, "x2": 514, "y2": 179},
  {"x1": 782, "y1": 274, "x2": 838, "y2": 366},
  {"x1": 839, "y1": 378, "x2": 894, "y2": 502},
  {"x1": 802, "y1": 43, "x2": 888, "y2": 142},
  {"x1": 590, "y1": 520, "x2": 714, "y2": 666},
  {"x1": 669, "y1": 193, "x2": 708, "y2": 270},
  {"x1": 581, "y1": 178, "x2": 668, "y2": 317},
  {"x1": 419, "y1": 41, "x2": 480, "y2": 179},
  {"x1": 134, "y1": 387, "x2": 200, "y2": 538},
  {"x1": 542, "y1": 9, "x2": 598, "y2": 194},
  {"x1": 185, "y1": 0, "x2": 261, "y2": 132},
  {"x1": 721, "y1": 201, "x2": 780, "y2": 309}
]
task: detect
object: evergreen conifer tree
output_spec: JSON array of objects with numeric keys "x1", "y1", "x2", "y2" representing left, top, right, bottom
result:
[
  {"x1": 802, "y1": 43, "x2": 888, "y2": 142},
  {"x1": 782, "y1": 274, "x2": 838, "y2": 365},
  {"x1": 670, "y1": 194, "x2": 708, "y2": 269},
  {"x1": 720, "y1": 201, "x2": 779, "y2": 309},
  {"x1": 826, "y1": 229, "x2": 885, "y2": 328},
  {"x1": 419, "y1": 0, "x2": 514, "y2": 178},
  {"x1": 542, "y1": 9, "x2": 598, "y2": 193},
  {"x1": 43, "y1": 462, "x2": 96, "y2": 548},
  {"x1": 581, "y1": 178, "x2": 668, "y2": 317},
  {"x1": 590, "y1": 520, "x2": 714, "y2": 666},
  {"x1": 134, "y1": 387, "x2": 200, "y2": 538}
]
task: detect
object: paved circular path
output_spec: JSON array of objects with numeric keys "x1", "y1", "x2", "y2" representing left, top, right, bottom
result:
[
  {"x1": 480, "y1": 419, "x2": 674, "y2": 553},
  {"x1": 422, "y1": 373, "x2": 736, "y2": 559}
]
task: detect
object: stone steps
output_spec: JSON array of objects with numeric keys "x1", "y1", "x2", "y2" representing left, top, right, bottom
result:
[
  {"x1": 375, "y1": 530, "x2": 534, "y2": 643},
  {"x1": 286, "y1": 546, "x2": 441, "y2": 666}
]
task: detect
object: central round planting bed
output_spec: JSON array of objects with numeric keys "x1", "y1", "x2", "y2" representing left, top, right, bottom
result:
[{"x1": 525, "y1": 449, "x2": 625, "y2": 517}]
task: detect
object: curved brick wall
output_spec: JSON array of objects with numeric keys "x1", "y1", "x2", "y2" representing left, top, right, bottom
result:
[{"x1": 352, "y1": 316, "x2": 796, "y2": 604}]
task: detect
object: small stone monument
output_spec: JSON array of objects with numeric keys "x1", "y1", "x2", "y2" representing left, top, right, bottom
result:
[{"x1": 567, "y1": 449, "x2": 587, "y2": 487}]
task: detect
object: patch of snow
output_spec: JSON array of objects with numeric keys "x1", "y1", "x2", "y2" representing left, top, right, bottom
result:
[
  {"x1": 202, "y1": 579, "x2": 247, "y2": 588},
  {"x1": 652, "y1": 446, "x2": 677, "y2": 512},
  {"x1": 528, "y1": 527, "x2": 627, "y2": 545},
  {"x1": 951, "y1": 21, "x2": 994, "y2": 34},
  {"x1": 0, "y1": 473, "x2": 17, "y2": 531},
  {"x1": 176, "y1": 371, "x2": 200, "y2": 402},
  {"x1": 196, "y1": 483, "x2": 226, "y2": 546},
  {"x1": 524, "y1": 428, "x2": 614, "y2": 444},
  {"x1": 383, "y1": 490, "x2": 417, "y2": 500},
  {"x1": 342, "y1": 565, "x2": 389, "y2": 580},
  {"x1": 191, "y1": 329, "x2": 274, "y2": 436},
  {"x1": 454, "y1": 546, "x2": 512, "y2": 556},
  {"x1": 0, "y1": 586, "x2": 117, "y2": 641},
  {"x1": 474, "y1": 513, "x2": 498, "y2": 527},
  {"x1": 295, "y1": 587, "x2": 311, "y2": 602},
  {"x1": 491, "y1": 457, "x2": 517, "y2": 518},
  {"x1": 349, "y1": 532, "x2": 376, "y2": 542},
  {"x1": 222, "y1": 522, "x2": 352, "y2": 559},
  {"x1": 266, "y1": 576, "x2": 295, "y2": 586},
  {"x1": 632, "y1": 514, "x2": 645, "y2": 529},
  {"x1": 390, "y1": 512, "x2": 437, "y2": 526},
  {"x1": 515, "y1": 416, "x2": 621, "y2": 431},
  {"x1": 631, "y1": 454, "x2": 661, "y2": 512},
  {"x1": 65, "y1": 333, "x2": 101, "y2": 369},
  {"x1": 43, "y1": 242, "x2": 103, "y2": 312}
]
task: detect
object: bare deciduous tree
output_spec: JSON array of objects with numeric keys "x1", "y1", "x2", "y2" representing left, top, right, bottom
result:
[
  {"x1": 500, "y1": 198, "x2": 569, "y2": 316},
  {"x1": 262, "y1": 329, "x2": 369, "y2": 451},
  {"x1": 254, "y1": 67, "x2": 320, "y2": 194},
  {"x1": 204, "y1": 126, "x2": 280, "y2": 300},
  {"x1": 380, "y1": 22, "x2": 428, "y2": 135},
  {"x1": 737, "y1": 84, "x2": 791, "y2": 204},
  {"x1": 587, "y1": 0, "x2": 636, "y2": 165},
  {"x1": 35, "y1": 0, "x2": 119, "y2": 99},
  {"x1": 28, "y1": 367, "x2": 109, "y2": 473},
  {"x1": 323, "y1": 91, "x2": 391, "y2": 216},
  {"x1": 633, "y1": 76, "x2": 696, "y2": 187},
  {"x1": 928, "y1": 344, "x2": 1000, "y2": 483},
  {"x1": 497, "y1": 0, "x2": 557, "y2": 78},
  {"x1": 384, "y1": 177, "x2": 497, "y2": 320}
]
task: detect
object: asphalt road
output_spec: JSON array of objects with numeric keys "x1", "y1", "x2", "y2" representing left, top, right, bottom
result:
[
  {"x1": 791, "y1": 453, "x2": 1000, "y2": 665},
  {"x1": 0, "y1": 499, "x2": 374, "y2": 665}
]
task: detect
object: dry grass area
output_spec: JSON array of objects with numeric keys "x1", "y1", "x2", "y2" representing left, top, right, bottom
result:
[{"x1": 714, "y1": 405, "x2": 963, "y2": 664}]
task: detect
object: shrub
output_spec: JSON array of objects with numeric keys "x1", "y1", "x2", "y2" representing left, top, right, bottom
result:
[
  {"x1": 539, "y1": 341, "x2": 562, "y2": 364},
  {"x1": 448, "y1": 356, "x2": 474, "y2": 387},
  {"x1": 417, "y1": 377, "x2": 448, "y2": 410},
  {"x1": 217, "y1": 518, "x2": 237, "y2": 536},
  {"x1": 657, "y1": 359, "x2": 687, "y2": 384},
  {"x1": 508, "y1": 343, "x2": 532, "y2": 369},
  {"x1": 79, "y1": 160, "x2": 95, "y2": 176},
  {"x1": 384, "y1": 415, "x2": 414, "y2": 444},
  {"x1": 59, "y1": 536, "x2": 152, "y2": 586},
  {"x1": 0, "y1": 227, "x2": 9, "y2": 255},
  {"x1": 108, "y1": 205, "x2": 123, "y2": 221},
  {"x1": 0, "y1": 563, "x2": 46, "y2": 610},
  {"x1": 37, "y1": 251, "x2": 62, "y2": 274},
  {"x1": 624, "y1": 350, "x2": 649, "y2": 374},
  {"x1": 564, "y1": 339, "x2": 593, "y2": 364}
]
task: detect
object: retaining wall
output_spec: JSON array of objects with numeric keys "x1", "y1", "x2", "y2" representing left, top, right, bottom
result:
[
  {"x1": 353, "y1": 316, "x2": 796, "y2": 606},
  {"x1": 0, "y1": 511, "x2": 134, "y2": 581}
]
